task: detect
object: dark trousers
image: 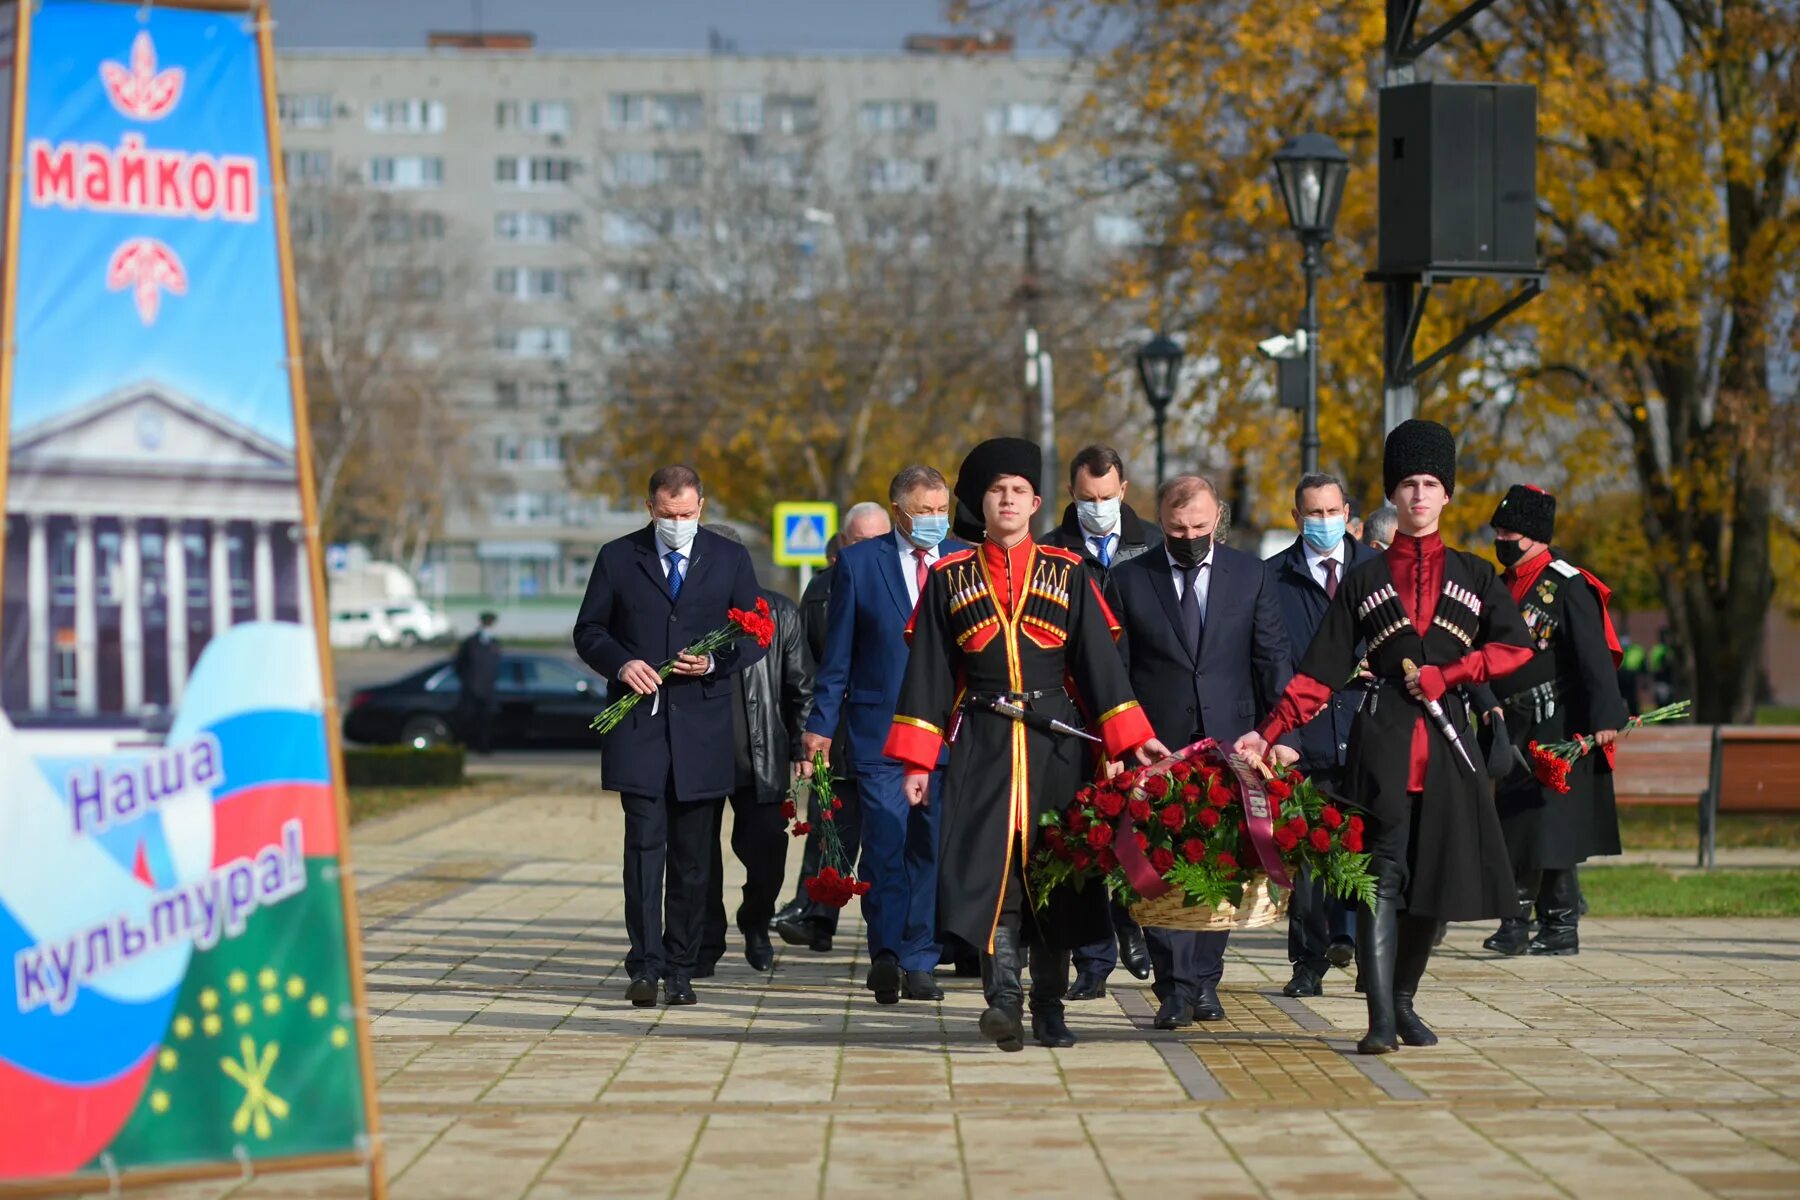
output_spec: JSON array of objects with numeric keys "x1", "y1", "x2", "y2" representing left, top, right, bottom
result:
[
  {"x1": 858, "y1": 760, "x2": 943, "y2": 971},
  {"x1": 796, "y1": 777, "x2": 863, "y2": 933},
  {"x1": 700, "y1": 787, "x2": 790, "y2": 967},
  {"x1": 457, "y1": 696, "x2": 497, "y2": 753},
  {"x1": 1072, "y1": 902, "x2": 1140, "y2": 977},
  {"x1": 621, "y1": 776, "x2": 717, "y2": 982},
  {"x1": 1146, "y1": 928, "x2": 1229, "y2": 1006}
]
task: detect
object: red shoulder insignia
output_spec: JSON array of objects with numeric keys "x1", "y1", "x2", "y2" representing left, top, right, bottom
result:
[
  {"x1": 931, "y1": 548, "x2": 978, "y2": 571},
  {"x1": 1037, "y1": 544, "x2": 1084, "y2": 565}
]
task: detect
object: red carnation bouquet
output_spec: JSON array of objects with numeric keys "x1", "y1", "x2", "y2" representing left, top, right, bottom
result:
[
  {"x1": 589, "y1": 597, "x2": 777, "y2": 735},
  {"x1": 783, "y1": 750, "x2": 868, "y2": 908},
  {"x1": 1527, "y1": 699, "x2": 1691, "y2": 794},
  {"x1": 1029, "y1": 741, "x2": 1375, "y2": 924}
]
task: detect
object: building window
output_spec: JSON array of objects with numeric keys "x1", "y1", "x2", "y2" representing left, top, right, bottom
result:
[
  {"x1": 494, "y1": 267, "x2": 574, "y2": 300},
  {"x1": 183, "y1": 531, "x2": 208, "y2": 605},
  {"x1": 1093, "y1": 212, "x2": 1147, "y2": 247},
  {"x1": 52, "y1": 649, "x2": 77, "y2": 711},
  {"x1": 860, "y1": 100, "x2": 936, "y2": 133},
  {"x1": 864, "y1": 156, "x2": 939, "y2": 193},
  {"x1": 279, "y1": 92, "x2": 332, "y2": 129},
  {"x1": 719, "y1": 92, "x2": 763, "y2": 133},
  {"x1": 608, "y1": 92, "x2": 703, "y2": 131},
  {"x1": 283, "y1": 149, "x2": 332, "y2": 184},
  {"x1": 496, "y1": 99, "x2": 571, "y2": 134},
  {"x1": 495, "y1": 434, "x2": 521, "y2": 462},
  {"x1": 985, "y1": 102, "x2": 1061, "y2": 141},
  {"x1": 603, "y1": 264, "x2": 654, "y2": 294},
  {"x1": 368, "y1": 155, "x2": 443, "y2": 190},
  {"x1": 51, "y1": 526, "x2": 77, "y2": 606},
  {"x1": 601, "y1": 212, "x2": 653, "y2": 246},
  {"x1": 605, "y1": 151, "x2": 655, "y2": 187},
  {"x1": 982, "y1": 156, "x2": 1043, "y2": 190},
  {"x1": 495, "y1": 210, "x2": 579, "y2": 243},
  {"x1": 366, "y1": 99, "x2": 446, "y2": 133},
  {"x1": 495, "y1": 381, "x2": 520, "y2": 408},
  {"x1": 495, "y1": 326, "x2": 573, "y2": 359},
  {"x1": 767, "y1": 94, "x2": 819, "y2": 135},
  {"x1": 495, "y1": 155, "x2": 580, "y2": 188},
  {"x1": 737, "y1": 152, "x2": 807, "y2": 189}
]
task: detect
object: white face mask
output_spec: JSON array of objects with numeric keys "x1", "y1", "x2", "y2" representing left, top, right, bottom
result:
[
  {"x1": 1076, "y1": 497, "x2": 1121, "y2": 536},
  {"x1": 655, "y1": 517, "x2": 698, "y2": 551}
]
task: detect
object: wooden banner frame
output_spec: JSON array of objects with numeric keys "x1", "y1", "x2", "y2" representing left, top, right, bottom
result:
[{"x1": 0, "y1": 2, "x2": 386, "y2": 1195}]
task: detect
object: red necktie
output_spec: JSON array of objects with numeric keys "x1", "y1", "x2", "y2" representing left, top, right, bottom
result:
[
  {"x1": 914, "y1": 548, "x2": 930, "y2": 596},
  {"x1": 1322, "y1": 556, "x2": 1339, "y2": 599}
]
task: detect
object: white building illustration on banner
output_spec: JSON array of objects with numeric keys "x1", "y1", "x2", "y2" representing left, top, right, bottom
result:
[{"x1": 1, "y1": 380, "x2": 307, "y2": 724}]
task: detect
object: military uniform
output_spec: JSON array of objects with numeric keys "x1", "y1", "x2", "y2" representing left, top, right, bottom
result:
[{"x1": 1483, "y1": 485, "x2": 1627, "y2": 956}]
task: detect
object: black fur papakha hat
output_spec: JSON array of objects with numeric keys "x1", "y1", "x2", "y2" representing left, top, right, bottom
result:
[
  {"x1": 953, "y1": 437, "x2": 1042, "y2": 539},
  {"x1": 1491, "y1": 484, "x2": 1556, "y2": 544},
  {"x1": 1383, "y1": 419, "x2": 1457, "y2": 497}
]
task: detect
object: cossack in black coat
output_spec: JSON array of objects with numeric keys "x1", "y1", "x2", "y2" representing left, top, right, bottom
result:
[{"x1": 573, "y1": 525, "x2": 767, "y2": 802}]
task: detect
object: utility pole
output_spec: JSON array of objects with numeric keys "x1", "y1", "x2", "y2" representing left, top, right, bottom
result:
[{"x1": 1018, "y1": 207, "x2": 1056, "y2": 517}]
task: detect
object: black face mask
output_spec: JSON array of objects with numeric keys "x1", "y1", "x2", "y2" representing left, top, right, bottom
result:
[
  {"x1": 1167, "y1": 533, "x2": 1212, "y2": 569},
  {"x1": 1494, "y1": 538, "x2": 1527, "y2": 568}
]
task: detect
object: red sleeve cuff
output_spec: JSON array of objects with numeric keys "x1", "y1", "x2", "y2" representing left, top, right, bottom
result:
[
  {"x1": 1416, "y1": 665, "x2": 1447, "y2": 702},
  {"x1": 1260, "y1": 673, "x2": 1334, "y2": 743},
  {"x1": 883, "y1": 716, "x2": 945, "y2": 771},
  {"x1": 1097, "y1": 701, "x2": 1155, "y2": 758}
]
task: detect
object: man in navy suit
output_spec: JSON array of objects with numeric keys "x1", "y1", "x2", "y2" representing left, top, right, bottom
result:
[
  {"x1": 1266, "y1": 472, "x2": 1378, "y2": 997},
  {"x1": 573, "y1": 465, "x2": 766, "y2": 1008},
  {"x1": 1111, "y1": 475, "x2": 1294, "y2": 1029},
  {"x1": 801, "y1": 464, "x2": 969, "y2": 1004}
]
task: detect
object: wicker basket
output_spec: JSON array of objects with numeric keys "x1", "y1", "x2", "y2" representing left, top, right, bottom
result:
[{"x1": 1128, "y1": 874, "x2": 1288, "y2": 932}]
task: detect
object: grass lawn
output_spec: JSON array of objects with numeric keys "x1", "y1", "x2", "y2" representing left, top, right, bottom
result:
[
  {"x1": 347, "y1": 775, "x2": 513, "y2": 825},
  {"x1": 1583, "y1": 865, "x2": 1800, "y2": 917},
  {"x1": 1618, "y1": 806, "x2": 1800, "y2": 850}
]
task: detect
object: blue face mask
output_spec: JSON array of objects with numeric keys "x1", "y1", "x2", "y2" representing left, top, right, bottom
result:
[
  {"x1": 906, "y1": 513, "x2": 950, "y2": 550},
  {"x1": 1302, "y1": 516, "x2": 1346, "y2": 554}
]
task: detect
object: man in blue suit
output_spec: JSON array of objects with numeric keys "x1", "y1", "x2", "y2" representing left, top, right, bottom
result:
[
  {"x1": 573, "y1": 465, "x2": 766, "y2": 1008},
  {"x1": 1111, "y1": 475, "x2": 1294, "y2": 1028},
  {"x1": 1266, "y1": 472, "x2": 1379, "y2": 997},
  {"x1": 801, "y1": 464, "x2": 969, "y2": 1004}
]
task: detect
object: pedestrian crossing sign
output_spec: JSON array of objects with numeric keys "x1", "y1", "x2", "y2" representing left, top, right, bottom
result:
[{"x1": 772, "y1": 502, "x2": 837, "y2": 567}]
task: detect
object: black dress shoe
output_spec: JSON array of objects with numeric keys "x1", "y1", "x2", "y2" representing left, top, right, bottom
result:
[
  {"x1": 1193, "y1": 985, "x2": 1225, "y2": 1021},
  {"x1": 1065, "y1": 970, "x2": 1108, "y2": 1001},
  {"x1": 1032, "y1": 1009, "x2": 1077, "y2": 1048},
  {"x1": 774, "y1": 916, "x2": 832, "y2": 953},
  {"x1": 1282, "y1": 966, "x2": 1323, "y2": 998},
  {"x1": 664, "y1": 978, "x2": 697, "y2": 1006},
  {"x1": 625, "y1": 974, "x2": 658, "y2": 1008},
  {"x1": 1118, "y1": 925, "x2": 1152, "y2": 980},
  {"x1": 772, "y1": 897, "x2": 806, "y2": 927},
  {"x1": 902, "y1": 970, "x2": 944, "y2": 1000},
  {"x1": 867, "y1": 952, "x2": 902, "y2": 1005},
  {"x1": 1327, "y1": 939, "x2": 1356, "y2": 970},
  {"x1": 1153, "y1": 994, "x2": 1195, "y2": 1029},
  {"x1": 742, "y1": 925, "x2": 774, "y2": 972}
]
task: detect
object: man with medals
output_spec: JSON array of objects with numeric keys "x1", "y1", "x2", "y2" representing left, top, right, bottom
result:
[
  {"x1": 884, "y1": 438, "x2": 1169, "y2": 1052},
  {"x1": 1236, "y1": 420, "x2": 1534, "y2": 1054},
  {"x1": 1480, "y1": 485, "x2": 1627, "y2": 957}
]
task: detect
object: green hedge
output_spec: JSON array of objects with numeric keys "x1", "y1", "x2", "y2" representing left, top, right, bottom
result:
[{"x1": 342, "y1": 744, "x2": 466, "y2": 788}]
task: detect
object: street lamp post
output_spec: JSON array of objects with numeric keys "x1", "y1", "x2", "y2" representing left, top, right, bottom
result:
[
  {"x1": 1270, "y1": 132, "x2": 1350, "y2": 478},
  {"x1": 1135, "y1": 333, "x2": 1183, "y2": 488}
]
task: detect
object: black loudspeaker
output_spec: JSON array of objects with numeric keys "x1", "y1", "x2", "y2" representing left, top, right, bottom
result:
[{"x1": 1378, "y1": 81, "x2": 1537, "y2": 275}]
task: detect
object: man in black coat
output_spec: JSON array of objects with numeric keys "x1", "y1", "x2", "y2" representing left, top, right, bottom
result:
[
  {"x1": 452, "y1": 611, "x2": 502, "y2": 753},
  {"x1": 775, "y1": 504, "x2": 890, "y2": 951},
  {"x1": 1040, "y1": 444, "x2": 1160, "y2": 995},
  {"x1": 1265, "y1": 473, "x2": 1379, "y2": 997},
  {"x1": 1111, "y1": 475, "x2": 1294, "y2": 1029},
  {"x1": 572, "y1": 465, "x2": 766, "y2": 1007},
  {"x1": 1482, "y1": 485, "x2": 1627, "y2": 957},
  {"x1": 698, "y1": 525, "x2": 814, "y2": 975}
]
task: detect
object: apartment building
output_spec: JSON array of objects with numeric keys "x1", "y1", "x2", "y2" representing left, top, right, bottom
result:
[{"x1": 274, "y1": 34, "x2": 1130, "y2": 598}]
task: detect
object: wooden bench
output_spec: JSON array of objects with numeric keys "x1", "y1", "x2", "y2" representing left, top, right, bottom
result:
[{"x1": 1612, "y1": 724, "x2": 1800, "y2": 867}]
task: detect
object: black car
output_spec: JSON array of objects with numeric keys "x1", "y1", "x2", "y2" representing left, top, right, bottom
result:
[{"x1": 343, "y1": 653, "x2": 610, "y2": 749}]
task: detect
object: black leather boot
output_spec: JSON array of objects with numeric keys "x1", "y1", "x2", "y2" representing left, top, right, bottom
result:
[
  {"x1": 1029, "y1": 940, "x2": 1076, "y2": 1048},
  {"x1": 1356, "y1": 860, "x2": 1402, "y2": 1055},
  {"x1": 978, "y1": 925, "x2": 1025, "y2": 1052},
  {"x1": 1529, "y1": 868, "x2": 1580, "y2": 955},
  {"x1": 1482, "y1": 870, "x2": 1540, "y2": 956},
  {"x1": 1393, "y1": 915, "x2": 1439, "y2": 1047}
]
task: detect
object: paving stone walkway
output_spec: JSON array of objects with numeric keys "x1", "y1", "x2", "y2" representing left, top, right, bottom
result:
[{"x1": 63, "y1": 773, "x2": 1800, "y2": 1200}]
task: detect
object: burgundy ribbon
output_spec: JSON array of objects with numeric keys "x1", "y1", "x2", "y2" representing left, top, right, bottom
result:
[{"x1": 1110, "y1": 738, "x2": 1291, "y2": 896}]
